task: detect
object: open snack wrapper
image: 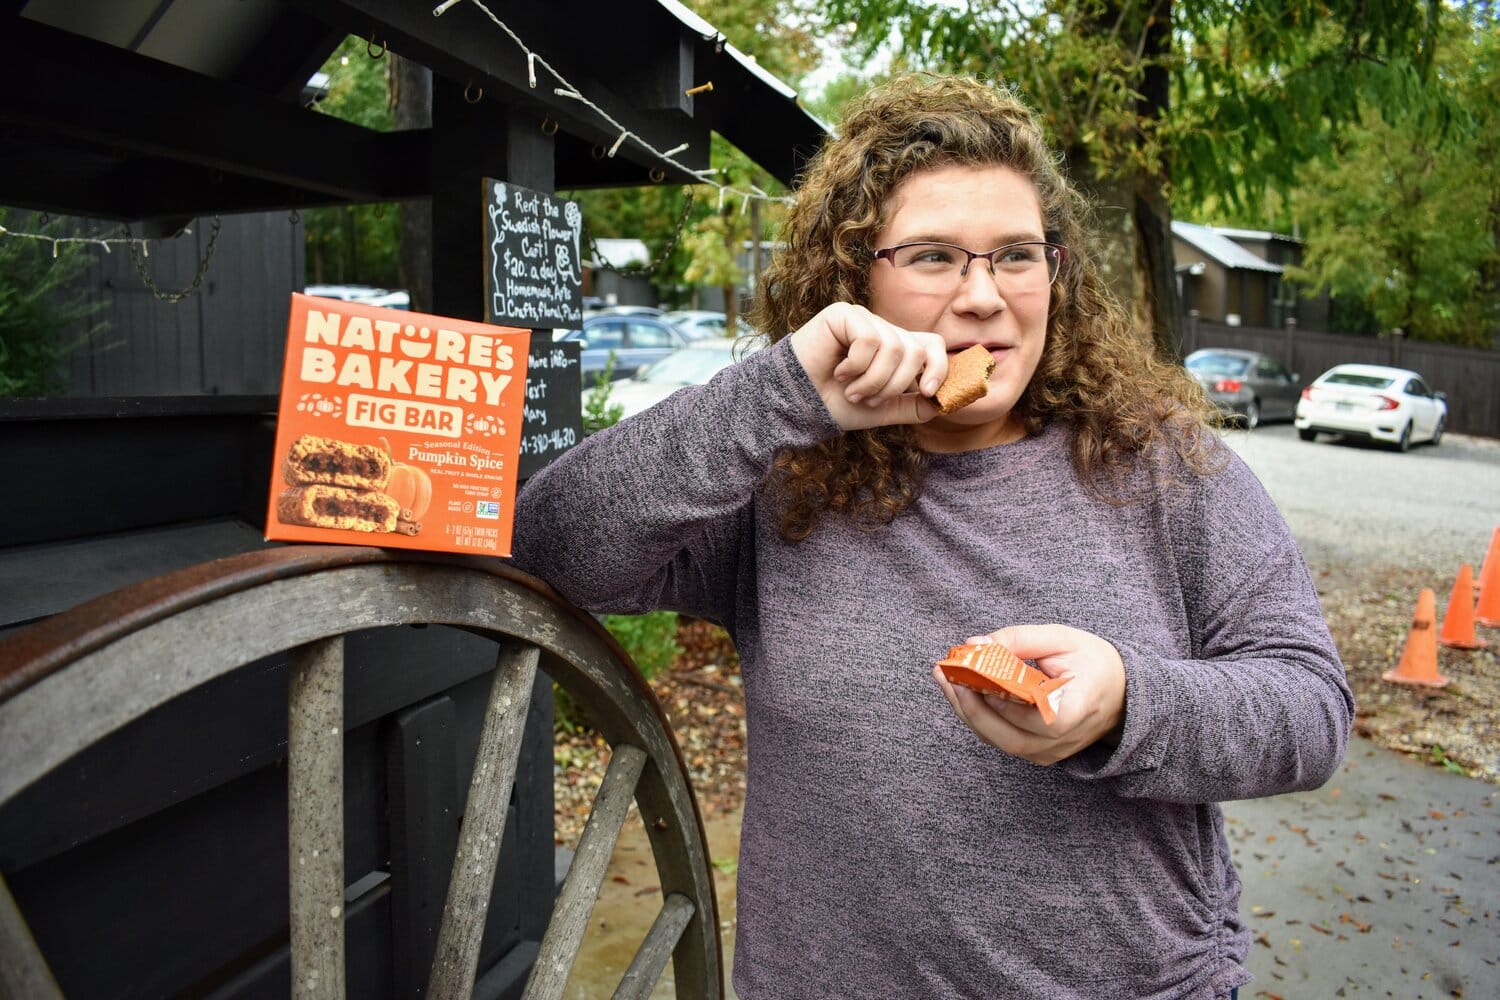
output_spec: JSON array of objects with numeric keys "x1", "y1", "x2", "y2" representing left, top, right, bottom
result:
[{"x1": 936, "y1": 642, "x2": 1071, "y2": 725}]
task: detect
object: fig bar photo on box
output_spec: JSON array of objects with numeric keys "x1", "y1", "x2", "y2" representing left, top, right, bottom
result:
[{"x1": 266, "y1": 293, "x2": 530, "y2": 555}]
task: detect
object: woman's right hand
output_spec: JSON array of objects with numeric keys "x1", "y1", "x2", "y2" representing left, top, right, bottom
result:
[{"x1": 787, "y1": 303, "x2": 948, "y2": 431}]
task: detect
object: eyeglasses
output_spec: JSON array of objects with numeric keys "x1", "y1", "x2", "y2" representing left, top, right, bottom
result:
[{"x1": 872, "y1": 241, "x2": 1066, "y2": 295}]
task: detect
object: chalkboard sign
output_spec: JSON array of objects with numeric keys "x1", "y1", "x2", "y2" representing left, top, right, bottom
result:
[
  {"x1": 518, "y1": 338, "x2": 581, "y2": 480},
  {"x1": 484, "y1": 180, "x2": 584, "y2": 330}
]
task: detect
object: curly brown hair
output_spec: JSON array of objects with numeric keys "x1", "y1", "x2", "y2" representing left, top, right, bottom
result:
[{"x1": 749, "y1": 73, "x2": 1217, "y2": 541}]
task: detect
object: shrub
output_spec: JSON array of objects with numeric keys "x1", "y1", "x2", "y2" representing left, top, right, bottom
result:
[{"x1": 0, "y1": 210, "x2": 105, "y2": 397}]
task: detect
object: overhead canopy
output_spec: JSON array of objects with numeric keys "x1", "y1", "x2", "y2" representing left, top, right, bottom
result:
[{"x1": 0, "y1": 0, "x2": 830, "y2": 221}]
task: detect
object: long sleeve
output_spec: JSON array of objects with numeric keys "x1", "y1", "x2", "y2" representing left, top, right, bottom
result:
[
  {"x1": 508, "y1": 338, "x2": 837, "y2": 625},
  {"x1": 1060, "y1": 448, "x2": 1354, "y2": 803}
]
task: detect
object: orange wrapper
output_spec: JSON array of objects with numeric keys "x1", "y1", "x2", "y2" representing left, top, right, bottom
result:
[{"x1": 936, "y1": 642, "x2": 1071, "y2": 725}]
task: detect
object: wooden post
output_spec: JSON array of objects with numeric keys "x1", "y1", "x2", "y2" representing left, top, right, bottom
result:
[
  {"x1": 1186, "y1": 309, "x2": 1199, "y2": 355},
  {"x1": 427, "y1": 81, "x2": 559, "y2": 987},
  {"x1": 1284, "y1": 316, "x2": 1297, "y2": 376}
]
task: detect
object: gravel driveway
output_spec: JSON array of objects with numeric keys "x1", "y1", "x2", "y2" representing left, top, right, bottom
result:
[
  {"x1": 1221, "y1": 423, "x2": 1500, "y2": 780},
  {"x1": 1222, "y1": 424, "x2": 1500, "y2": 575}
]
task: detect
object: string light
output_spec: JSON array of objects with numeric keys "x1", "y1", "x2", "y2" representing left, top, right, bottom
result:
[
  {"x1": 432, "y1": 0, "x2": 794, "y2": 207},
  {"x1": 0, "y1": 222, "x2": 158, "y2": 258}
]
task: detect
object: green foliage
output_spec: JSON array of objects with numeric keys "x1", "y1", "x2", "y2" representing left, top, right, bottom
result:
[
  {"x1": 554, "y1": 611, "x2": 683, "y2": 733},
  {"x1": 681, "y1": 213, "x2": 742, "y2": 289},
  {"x1": 604, "y1": 612, "x2": 683, "y2": 680},
  {"x1": 0, "y1": 211, "x2": 105, "y2": 397},
  {"x1": 1430, "y1": 743, "x2": 1467, "y2": 775},
  {"x1": 1285, "y1": 11, "x2": 1499, "y2": 345},
  {"x1": 820, "y1": 1, "x2": 1444, "y2": 206},
  {"x1": 304, "y1": 37, "x2": 401, "y2": 287},
  {"x1": 581, "y1": 353, "x2": 626, "y2": 433}
]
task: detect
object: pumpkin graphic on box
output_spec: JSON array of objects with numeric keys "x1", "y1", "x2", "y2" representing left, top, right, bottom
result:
[{"x1": 380, "y1": 437, "x2": 433, "y2": 523}]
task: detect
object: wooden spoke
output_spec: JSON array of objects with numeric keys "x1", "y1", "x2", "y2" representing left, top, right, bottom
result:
[
  {"x1": 0, "y1": 875, "x2": 63, "y2": 1000},
  {"x1": 426, "y1": 642, "x2": 540, "y2": 998},
  {"x1": 287, "y1": 636, "x2": 346, "y2": 999},
  {"x1": 613, "y1": 892, "x2": 697, "y2": 1000},
  {"x1": 523, "y1": 744, "x2": 649, "y2": 1000}
]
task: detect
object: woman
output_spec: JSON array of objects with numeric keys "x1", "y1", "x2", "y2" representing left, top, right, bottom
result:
[{"x1": 510, "y1": 74, "x2": 1350, "y2": 999}]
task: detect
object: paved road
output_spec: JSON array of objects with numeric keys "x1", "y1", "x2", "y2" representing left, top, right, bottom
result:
[
  {"x1": 1218, "y1": 423, "x2": 1499, "y2": 998},
  {"x1": 1220, "y1": 424, "x2": 1500, "y2": 575}
]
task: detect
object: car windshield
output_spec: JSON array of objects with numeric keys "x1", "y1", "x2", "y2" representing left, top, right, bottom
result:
[
  {"x1": 1324, "y1": 372, "x2": 1395, "y2": 389},
  {"x1": 1186, "y1": 353, "x2": 1250, "y2": 377},
  {"x1": 640, "y1": 348, "x2": 736, "y2": 385}
]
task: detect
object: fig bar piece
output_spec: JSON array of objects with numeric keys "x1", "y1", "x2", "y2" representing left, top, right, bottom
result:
[
  {"x1": 283, "y1": 433, "x2": 392, "y2": 491},
  {"x1": 930, "y1": 344, "x2": 995, "y2": 414},
  {"x1": 277, "y1": 484, "x2": 400, "y2": 533},
  {"x1": 936, "y1": 642, "x2": 1071, "y2": 725}
]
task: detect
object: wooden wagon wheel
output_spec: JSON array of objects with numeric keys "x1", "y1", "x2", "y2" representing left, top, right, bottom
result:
[{"x1": 0, "y1": 546, "x2": 722, "y2": 999}]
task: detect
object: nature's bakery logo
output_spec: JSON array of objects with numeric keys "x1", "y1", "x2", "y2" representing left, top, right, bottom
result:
[{"x1": 266, "y1": 294, "x2": 530, "y2": 555}]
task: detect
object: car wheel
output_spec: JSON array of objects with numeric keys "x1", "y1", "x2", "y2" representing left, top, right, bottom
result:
[
  {"x1": 1242, "y1": 399, "x2": 1260, "y2": 430},
  {"x1": 1430, "y1": 416, "x2": 1445, "y2": 447},
  {"x1": 1298, "y1": 428, "x2": 1317, "y2": 442},
  {"x1": 1396, "y1": 422, "x2": 1413, "y2": 452}
]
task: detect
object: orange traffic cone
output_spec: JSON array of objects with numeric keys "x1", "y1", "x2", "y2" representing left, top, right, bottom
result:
[
  {"x1": 1383, "y1": 588, "x2": 1449, "y2": 687},
  {"x1": 1476, "y1": 528, "x2": 1500, "y2": 628},
  {"x1": 1439, "y1": 564, "x2": 1487, "y2": 649}
]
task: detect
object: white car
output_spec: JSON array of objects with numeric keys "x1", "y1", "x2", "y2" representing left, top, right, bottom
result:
[
  {"x1": 661, "y1": 310, "x2": 730, "y2": 340},
  {"x1": 584, "y1": 338, "x2": 763, "y2": 422},
  {"x1": 1294, "y1": 363, "x2": 1447, "y2": 451}
]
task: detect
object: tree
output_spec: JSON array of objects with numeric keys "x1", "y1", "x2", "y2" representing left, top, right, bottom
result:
[
  {"x1": 1285, "y1": 10, "x2": 1499, "y2": 346},
  {"x1": 0, "y1": 210, "x2": 106, "y2": 397},
  {"x1": 818, "y1": 0, "x2": 1444, "y2": 356},
  {"x1": 305, "y1": 37, "x2": 402, "y2": 289}
]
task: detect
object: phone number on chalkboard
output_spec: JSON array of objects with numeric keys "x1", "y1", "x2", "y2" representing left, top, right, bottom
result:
[{"x1": 519, "y1": 427, "x2": 578, "y2": 457}]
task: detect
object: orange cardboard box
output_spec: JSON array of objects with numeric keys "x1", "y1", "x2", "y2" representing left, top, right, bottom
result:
[
  {"x1": 936, "y1": 642, "x2": 1071, "y2": 725},
  {"x1": 265, "y1": 293, "x2": 531, "y2": 555}
]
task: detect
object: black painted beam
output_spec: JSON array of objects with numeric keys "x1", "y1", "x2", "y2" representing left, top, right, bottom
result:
[
  {"x1": 0, "y1": 16, "x2": 425, "y2": 204},
  {"x1": 300, "y1": 0, "x2": 713, "y2": 176}
]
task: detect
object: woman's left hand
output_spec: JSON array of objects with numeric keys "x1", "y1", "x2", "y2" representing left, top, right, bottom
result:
[{"x1": 932, "y1": 624, "x2": 1127, "y2": 765}]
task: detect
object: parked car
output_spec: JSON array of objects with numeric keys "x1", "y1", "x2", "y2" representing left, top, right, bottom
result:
[
  {"x1": 584, "y1": 339, "x2": 764, "y2": 421},
  {"x1": 1184, "y1": 348, "x2": 1301, "y2": 429},
  {"x1": 557, "y1": 314, "x2": 690, "y2": 381},
  {"x1": 1294, "y1": 363, "x2": 1447, "y2": 451},
  {"x1": 303, "y1": 284, "x2": 410, "y2": 309},
  {"x1": 661, "y1": 310, "x2": 730, "y2": 340},
  {"x1": 585, "y1": 304, "x2": 665, "y2": 318}
]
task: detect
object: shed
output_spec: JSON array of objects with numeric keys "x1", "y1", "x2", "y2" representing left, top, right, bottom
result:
[{"x1": 0, "y1": 1, "x2": 826, "y2": 995}]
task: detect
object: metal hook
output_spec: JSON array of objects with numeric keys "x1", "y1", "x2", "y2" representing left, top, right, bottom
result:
[
  {"x1": 591, "y1": 144, "x2": 606, "y2": 161},
  {"x1": 540, "y1": 116, "x2": 560, "y2": 136},
  {"x1": 649, "y1": 167, "x2": 666, "y2": 183},
  {"x1": 289, "y1": 209, "x2": 301, "y2": 225},
  {"x1": 463, "y1": 80, "x2": 483, "y2": 103},
  {"x1": 367, "y1": 36, "x2": 386, "y2": 59}
]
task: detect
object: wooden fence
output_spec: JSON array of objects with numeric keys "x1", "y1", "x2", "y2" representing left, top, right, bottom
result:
[
  {"x1": 57, "y1": 212, "x2": 305, "y2": 398},
  {"x1": 1183, "y1": 313, "x2": 1500, "y2": 439}
]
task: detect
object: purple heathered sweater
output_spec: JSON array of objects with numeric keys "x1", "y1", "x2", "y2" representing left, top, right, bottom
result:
[{"x1": 509, "y1": 337, "x2": 1352, "y2": 999}]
